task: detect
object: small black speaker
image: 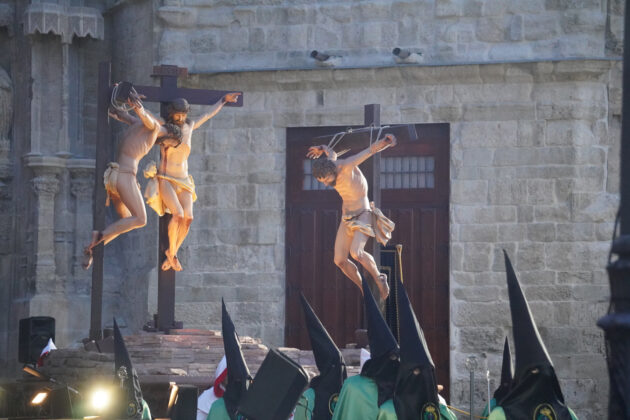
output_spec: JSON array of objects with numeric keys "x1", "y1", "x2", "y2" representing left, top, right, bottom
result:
[
  {"x1": 19, "y1": 316, "x2": 55, "y2": 364},
  {"x1": 172, "y1": 384, "x2": 198, "y2": 420},
  {"x1": 238, "y1": 348, "x2": 308, "y2": 420}
]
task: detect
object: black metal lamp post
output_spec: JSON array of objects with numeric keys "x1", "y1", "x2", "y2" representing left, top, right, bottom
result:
[{"x1": 597, "y1": 2, "x2": 630, "y2": 417}]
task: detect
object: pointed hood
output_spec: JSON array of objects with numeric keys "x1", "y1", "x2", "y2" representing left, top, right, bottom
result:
[
  {"x1": 360, "y1": 278, "x2": 399, "y2": 407},
  {"x1": 113, "y1": 318, "x2": 143, "y2": 419},
  {"x1": 300, "y1": 294, "x2": 347, "y2": 420},
  {"x1": 396, "y1": 277, "x2": 434, "y2": 369},
  {"x1": 504, "y1": 251, "x2": 553, "y2": 376},
  {"x1": 393, "y1": 276, "x2": 440, "y2": 420},
  {"x1": 222, "y1": 299, "x2": 251, "y2": 420},
  {"x1": 493, "y1": 337, "x2": 513, "y2": 401},
  {"x1": 499, "y1": 252, "x2": 572, "y2": 420},
  {"x1": 362, "y1": 278, "x2": 398, "y2": 359}
]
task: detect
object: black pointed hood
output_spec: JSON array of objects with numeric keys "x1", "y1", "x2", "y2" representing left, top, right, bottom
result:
[
  {"x1": 360, "y1": 278, "x2": 399, "y2": 407},
  {"x1": 222, "y1": 299, "x2": 251, "y2": 419},
  {"x1": 504, "y1": 251, "x2": 553, "y2": 376},
  {"x1": 113, "y1": 318, "x2": 143, "y2": 419},
  {"x1": 393, "y1": 276, "x2": 440, "y2": 420},
  {"x1": 493, "y1": 337, "x2": 513, "y2": 401},
  {"x1": 362, "y1": 278, "x2": 398, "y2": 359},
  {"x1": 300, "y1": 294, "x2": 347, "y2": 420},
  {"x1": 499, "y1": 252, "x2": 572, "y2": 420}
]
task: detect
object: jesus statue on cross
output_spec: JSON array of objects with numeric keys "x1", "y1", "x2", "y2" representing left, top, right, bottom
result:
[
  {"x1": 307, "y1": 134, "x2": 397, "y2": 299},
  {"x1": 143, "y1": 92, "x2": 241, "y2": 272}
]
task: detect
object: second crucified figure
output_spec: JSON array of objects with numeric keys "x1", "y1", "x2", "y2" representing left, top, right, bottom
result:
[
  {"x1": 144, "y1": 93, "x2": 241, "y2": 272},
  {"x1": 307, "y1": 134, "x2": 397, "y2": 299}
]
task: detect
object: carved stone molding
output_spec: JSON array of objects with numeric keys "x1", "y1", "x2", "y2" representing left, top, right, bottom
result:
[
  {"x1": 24, "y1": 154, "x2": 65, "y2": 197},
  {"x1": 31, "y1": 175, "x2": 60, "y2": 197},
  {"x1": 68, "y1": 158, "x2": 95, "y2": 199},
  {"x1": 23, "y1": 4, "x2": 104, "y2": 44}
]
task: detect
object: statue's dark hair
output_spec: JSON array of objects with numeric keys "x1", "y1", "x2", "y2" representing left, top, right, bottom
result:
[
  {"x1": 312, "y1": 156, "x2": 337, "y2": 179},
  {"x1": 157, "y1": 123, "x2": 183, "y2": 147},
  {"x1": 167, "y1": 98, "x2": 190, "y2": 115}
]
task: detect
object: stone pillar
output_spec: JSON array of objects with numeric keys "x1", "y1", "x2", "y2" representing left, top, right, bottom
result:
[
  {"x1": 67, "y1": 159, "x2": 94, "y2": 284},
  {"x1": 24, "y1": 155, "x2": 65, "y2": 293}
]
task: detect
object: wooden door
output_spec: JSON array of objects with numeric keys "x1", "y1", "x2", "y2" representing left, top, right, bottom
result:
[{"x1": 285, "y1": 124, "x2": 450, "y2": 396}]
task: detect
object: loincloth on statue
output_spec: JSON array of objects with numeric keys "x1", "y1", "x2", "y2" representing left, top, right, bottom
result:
[
  {"x1": 342, "y1": 202, "x2": 395, "y2": 246},
  {"x1": 103, "y1": 162, "x2": 139, "y2": 206},
  {"x1": 143, "y1": 161, "x2": 197, "y2": 217}
]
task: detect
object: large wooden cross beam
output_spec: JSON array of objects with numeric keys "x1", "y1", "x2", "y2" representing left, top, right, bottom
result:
[{"x1": 90, "y1": 62, "x2": 242, "y2": 340}]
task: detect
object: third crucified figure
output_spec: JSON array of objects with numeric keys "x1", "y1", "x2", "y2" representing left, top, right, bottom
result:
[{"x1": 307, "y1": 134, "x2": 397, "y2": 299}]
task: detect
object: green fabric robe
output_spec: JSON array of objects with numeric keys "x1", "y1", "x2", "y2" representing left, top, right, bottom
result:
[
  {"x1": 330, "y1": 375, "x2": 385, "y2": 420},
  {"x1": 488, "y1": 406, "x2": 579, "y2": 420},
  {"x1": 379, "y1": 399, "x2": 457, "y2": 420},
  {"x1": 480, "y1": 398, "x2": 497, "y2": 418},
  {"x1": 141, "y1": 399, "x2": 152, "y2": 420},
  {"x1": 331, "y1": 376, "x2": 456, "y2": 420},
  {"x1": 206, "y1": 398, "x2": 232, "y2": 420},
  {"x1": 293, "y1": 387, "x2": 316, "y2": 420}
]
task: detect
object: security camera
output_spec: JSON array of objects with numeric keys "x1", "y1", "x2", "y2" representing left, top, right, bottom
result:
[
  {"x1": 310, "y1": 50, "x2": 341, "y2": 67},
  {"x1": 392, "y1": 48, "x2": 411, "y2": 59},
  {"x1": 392, "y1": 47, "x2": 423, "y2": 64},
  {"x1": 310, "y1": 50, "x2": 330, "y2": 61}
]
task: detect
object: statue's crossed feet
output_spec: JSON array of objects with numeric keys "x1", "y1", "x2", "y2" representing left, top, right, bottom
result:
[
  {"x1": 82, "y1": 230, "x2": 103, "y2": 270},
  {"x1": 376, "y1": 273, "x2": 390, "y2": 299},
  {"x1": 162, "y1": 249, "x2": 183, "y2": 272}
]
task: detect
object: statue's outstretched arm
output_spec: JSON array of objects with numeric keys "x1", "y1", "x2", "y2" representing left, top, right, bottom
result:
[
  {"x1": 108, "y1": 108, "x2": 137, "y2": 125},
  {"x1": 193, "y1": 92, "x2": 240, "y2": 130},
  {"x1": 129, "y1": 97, "x2": 167, "y2": 136},
  {"x1": 338, "y1": 134, "x2": 397, "y2": 168}
]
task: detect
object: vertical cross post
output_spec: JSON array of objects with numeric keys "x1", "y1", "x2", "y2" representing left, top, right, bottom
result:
[
  {"x1": 364, "y1": 104, "x2": 381, "y2": 270},
  {"x1": 89, "y1": 61, "x2": 112, "y2": 341},
  {"x1": 153, "y1": 65, "x2": 186, "y2": 331}
]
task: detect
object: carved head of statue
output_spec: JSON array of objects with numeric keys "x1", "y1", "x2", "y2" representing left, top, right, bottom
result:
[
  {"x1": 166, "y1": 98, "x2": 190, "y2": 126},
  {"x1": 312, "y1": 156, "x2": 337, "y2": 187}
]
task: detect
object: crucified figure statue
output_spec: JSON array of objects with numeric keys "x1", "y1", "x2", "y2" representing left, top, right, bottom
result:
[
  {"x1": 82, "y1": 93, "x2": 181, "y2": 269},
  {"x1": 144, "y1": 93, "x2": 241, "y2": 272},
  {"x1": 307, "y1": 134, "x2": 397, "y2": 299}
]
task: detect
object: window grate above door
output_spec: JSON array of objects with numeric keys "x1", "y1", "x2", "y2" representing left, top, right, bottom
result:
[{"x1": 380, "y1": 156, "x2": 434, "y2": 189}]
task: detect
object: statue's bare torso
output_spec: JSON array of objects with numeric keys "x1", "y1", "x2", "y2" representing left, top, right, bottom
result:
[{"x1": 159, "y1": 122, "x2": 192, "y2": 178}]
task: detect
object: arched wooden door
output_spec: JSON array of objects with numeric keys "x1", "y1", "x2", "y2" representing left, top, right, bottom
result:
[{"x1": 285, "y1": 123, "x2": 450, "y2": 396}]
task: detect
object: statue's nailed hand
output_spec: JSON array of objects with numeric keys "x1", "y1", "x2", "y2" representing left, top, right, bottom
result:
[
  {"x1": 127, "y1": 90, "x2": 146, "y2": 110},
  {"x1": 306, "y1": 145, "x2": 326, "y2": 159},
  {"x1": 223, "y1": 92, "x2": 241, "y2": 104},
  {"x1": 382, "y1": 134, "x2": 397, "y2": 147}
]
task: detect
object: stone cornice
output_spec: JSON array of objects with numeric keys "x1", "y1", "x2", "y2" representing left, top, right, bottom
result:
[
  {"x1": 24, "y1": 154, "x2": 66, "y2": 175},
  {"x1": 23, "y1": 4, "x2": 104, "y2": 44}
]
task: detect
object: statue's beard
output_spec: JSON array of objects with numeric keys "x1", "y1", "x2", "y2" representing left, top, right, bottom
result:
[{"x1": 167, "y1": 117, "x2": 185, "y2": 127}]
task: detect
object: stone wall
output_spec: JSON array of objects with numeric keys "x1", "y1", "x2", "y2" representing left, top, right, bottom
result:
[{"x1": 158, "y1": 0, "x2": 623, "y2": 72}]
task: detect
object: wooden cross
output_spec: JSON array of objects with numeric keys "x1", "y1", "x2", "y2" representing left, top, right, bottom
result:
[{"x1": 90, "y1": 62, "x2": 243, "y2": 339}]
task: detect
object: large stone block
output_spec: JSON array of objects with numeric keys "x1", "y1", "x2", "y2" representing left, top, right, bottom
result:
[
  {"x1": 460, "y1": 224, "x2": 497, "y2": 242},
  {"x1": 463, "y1": 103, "x2": 535, "y2": 121},
  {"x1": 488, "y1": 178, "x2": 528, "y2": 205},
  {"x1": 463, "y1": 242, "x2": 493, "y2": 272},
  {"x1": 523, "y1": 13, "x2": 561, "y2": 41},
  {"x1": 452, "y1": 301, "x2": 510, "y2": 326},
  {"x1": 451, "y1": 179, "x2": 488, "y2": 204},
  {"x1": 545, "y1": 241, "x2": 610, "y2": 271},
  {"x1": 475, "y1": 17, "x2": 507, "y2": 42}
]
